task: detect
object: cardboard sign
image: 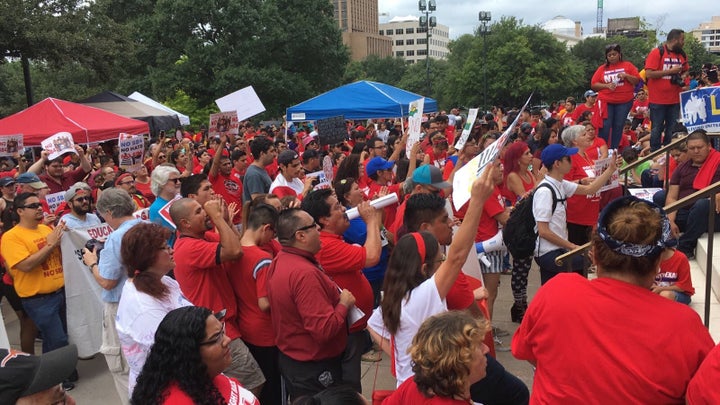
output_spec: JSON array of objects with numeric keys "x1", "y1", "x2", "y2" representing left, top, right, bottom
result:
[
  {"x1": 315, "y1": 116, "x2": 346, "y2": 146},
  {"x1": 628, "y1": 187, "x2": 663, "y2": 202},
  {"x1": 406, "y1": 98, "x2": 425, "y2": 157},
  {"x1": 0, "y1": 134, "x2": 23, "y2": 157},
  {"x1": 41, "y1": 132, "x2": 76, "y2": 160},
  {"x1": 158, "y1": 195, "x2": 181, "y2": 229},
  {"x1": 307, "y1": 170, "x2": 331, "y2": 190},
  {"x1": 208, "y1": 111, "x2": 240, "y2": 138},
  {"x1": 454, "y1": 108, "x2": 479, "y2": 150},
  {"x1": 215, "y1": 86, "x2": 266, "y2": 122},
  {"x1": 118, "y1": 133, "x2": 145, "y2": 172},
  {"x1": 594, "y1": 156, "x2": 620, "y2": 192},
  {"x1": 45, "y1": 191, "x2": 65, "y2": 214}
]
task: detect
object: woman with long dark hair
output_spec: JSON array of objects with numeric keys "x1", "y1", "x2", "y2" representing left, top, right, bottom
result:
[
  {"x1": 116, "y1": 222, "x2": 192, "y2": 396},
  {"x1": 131, "y1": 306, "x2": 259, "y2": 405}
]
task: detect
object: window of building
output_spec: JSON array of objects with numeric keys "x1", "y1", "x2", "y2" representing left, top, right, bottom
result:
[
  {"x1": 407, "y1": 50, "x2": 415, "y2": 56},
  {"x1": 418, "y1": 49, "x2": 427, "y2": 56},
  {"x1": 406, "y1": 28, "x2": 414, "y2": 34},
  {"x1": 396, "y1": 51, "x2": 404, "y2": 56},
  {"x1": 406, "y1": 39, "x2": 414, "y2": 45},
  {"x1": 379, "y1": 30, "x2": 384, "y2": 35},
  {"x1": 396, "y1": 39, "x2": 404, "y2": 45},
  {"x1": 395, "y1": 29, "x2": 403, "y2": 34},
  {"x1": 417, "y1": 38, "x2": 427, "y2": 45},
  {"x1": 386, "y1": 30, "x2": 392, "y2": 36}
]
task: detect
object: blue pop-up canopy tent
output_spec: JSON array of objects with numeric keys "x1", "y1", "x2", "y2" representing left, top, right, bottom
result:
[{"x1": 286, "y1": 81, "x2": 437, "y2": 121}]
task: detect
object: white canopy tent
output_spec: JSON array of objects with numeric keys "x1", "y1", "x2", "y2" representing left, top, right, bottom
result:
[{"x1": 127, "y1": 91, "x2": 191, "y2": 126}]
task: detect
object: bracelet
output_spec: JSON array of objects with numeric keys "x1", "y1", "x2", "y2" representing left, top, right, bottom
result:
[{"x1": 88, "y1": 263, "x2": 97, "y2": 269}]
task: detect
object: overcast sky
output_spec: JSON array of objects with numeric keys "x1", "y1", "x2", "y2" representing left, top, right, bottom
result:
[{"x1": 378, "y1": 0, "x2": 711, "y2": 40}]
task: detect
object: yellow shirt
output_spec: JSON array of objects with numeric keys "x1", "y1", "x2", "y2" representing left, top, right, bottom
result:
[{"x1": 1, "y1": 225, "x2": 64, "y2": 297}]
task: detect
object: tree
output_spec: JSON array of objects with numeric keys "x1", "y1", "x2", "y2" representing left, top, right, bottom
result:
[
  {"x1": 571, "y1": 36, "x2": 652, "y2": 89},
  {"x1": 343, "y1": 55, "x2": 407, "y2": 85},
  {"x1": 683, "y1": 35, "x2": 720, "y2": 72}
]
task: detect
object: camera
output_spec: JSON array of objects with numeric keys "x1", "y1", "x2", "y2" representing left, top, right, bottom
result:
[
  {"x1": 85, "y1": 239, "x2": 105, "y2": 258},
  {"x1": 670, "y1": 74, "x2": 684, "y2": 87}
]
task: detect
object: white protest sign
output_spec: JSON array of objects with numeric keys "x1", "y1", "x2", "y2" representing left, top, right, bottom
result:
[
  {"x1": 406, "y1": 98, "x2": 425, "y2": 157},
  {"x1": 41, "y1": 131, "x2": 76, "y2": 160},
  {"x1": 454, "y1": 108, "x2": 479, "y2": 150},
  {"x1": 208, "y1": 111, "x2": 240, "y2": 138},
  {"x1": 133, "y1": 208, "x2": 150, "y2": 221},
  {"x1": 628, "y1": 187, "x2": 663, "y2": 202},
  {"x1": 45, "y1": 191, "x2": 65, "y2": 214},
  {"x1": 158, "y1": 195, "x2": 181, "y2": 229},
  {"x1": 118, "y1": 133, "x2": 145, "y2": 172},
  {"x1": 594, "y1": 156, "x2": 620, "y2": 193},
  {"x1": 307, "y1": 170, "x2": 331, "y2": 190},
  {"x1": 452, "y1": 95, "x2": 532, "y2": 210},
  {"x1": 0, "y1": 134, "x2": 23, "y2": 157},
  {"x1": 215, "y1": 86, "x2": 266, "y2": 122}
]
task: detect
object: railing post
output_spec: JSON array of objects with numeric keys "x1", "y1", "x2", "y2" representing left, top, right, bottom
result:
[{"x1": 704, "y1": 196, "x2": 716, "y2": 328}]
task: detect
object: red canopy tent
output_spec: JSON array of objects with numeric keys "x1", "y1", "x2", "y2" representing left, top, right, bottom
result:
[{"x1": 0, "y1": 97, "x2": 150, "y2": 146}]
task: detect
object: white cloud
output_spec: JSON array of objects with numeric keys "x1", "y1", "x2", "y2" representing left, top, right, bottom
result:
[{"x1": 378, "y1": 0, "x2": 709, "y2": 40}]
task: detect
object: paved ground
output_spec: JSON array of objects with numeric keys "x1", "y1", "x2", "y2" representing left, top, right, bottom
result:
[{"x1": 3, "y1": 259, "x2": 718, "y2": 404}]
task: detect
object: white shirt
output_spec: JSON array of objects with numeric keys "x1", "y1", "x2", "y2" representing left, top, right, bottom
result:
[
  {"x1": 269, "y1": 173, "x2": 304, "y2": 196},
  {"x1": 367, "y1": 275, "x2": 447, "y2": 386},
  {"x1": 532, "y1": 176, "x2": 578, "y2": 256}
]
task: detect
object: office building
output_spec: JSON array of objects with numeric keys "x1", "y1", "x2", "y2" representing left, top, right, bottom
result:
[
  {"x1": 332, "y1": 0, "x2": 392, "y2": 61},
  {"x1": 692, "y1": 16, "x2": 720, "y2": 54},
  {"x1": 379, "y1": 16, "x2": 450, "y2": 64}
]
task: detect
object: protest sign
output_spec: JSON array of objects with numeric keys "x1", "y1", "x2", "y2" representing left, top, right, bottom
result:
[
  {"x1": 594, "y1": 156, "x2": 620, "y2": 192},
  {"x1": 45, "y1": 191, "x2": 65, "y2": 214},
  {"x1": 208, "y1": 111, "x2": 240, "y2": 138},
  {"x1": 452, "y1": 95, "x2": 532, "y2": 210},
  {"x1": 0, "y1": 134, "x2": 23, "y2": 157},
  {"x1": 316, "y1": 116, "x2": 346, "y2": 146},
  {"x1": 215, "y1": 86, "x2": 266, "y2": 121},
  {"x1": 307, "y1": 170, "x2": 331, "y2": 190},
  {"x1": 133, "y1": 208, "x2": 150, "y2": 221},
  {"x1": 159, "y1": 195, "x2": 181, "y2": 229},
  {"x1": 41, "y1": 131, "x2": 76, "y2": 160},
  {"x1": 628, "y1": 187, "x2": 663, "y2": 202},
  {"x1": 680, "y1": 87, "x2": 720, "y2": 132},
  {"x1": 322, "y1": 155, "x2": 334, "y2": 183},
  {"x1": 454, "y1": 108, "x2": 479, "y2": 150},
  {"x1": 118, "y1": 133, "x2": 145, "y2": 171},
  {"x1": 406, "y1": 98, "x2": 425, "y2": 157}
]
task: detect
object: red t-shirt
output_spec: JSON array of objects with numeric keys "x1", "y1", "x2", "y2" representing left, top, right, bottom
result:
[
  {"x1": 586, "y1": 136, "x2": 607, "y2": 161},
  {"x1": 630, "y1": 99, "x2": 650, "y2": 126},
  {"x1": 173, "y1": 233, "x2": 242, "y2": 340},
  {"x1": 134, "y1": 180, "x2": 154, "y2": 203},
  {"x1": 564, "y1": 153, "x2": 600, "y2": 226},
  {"x1": 656, "y1": 249, "x2": 694, "y2": 296},
  {"x1": 161, "y1": 374, "x2": 259, "y2": 405},
  {"x1": 475, "y1": 187, "x2": 505, "y2": 242},
  {"x1": 446, "y1": 272, "x2": 474, "y2": 311},
  {"x1": 209, "y1": 172, "x2": 243, "y2": 224},
  {"x1": 316, "y1": 232, "x2": 373, "y2": 333},
  {"x1": 383, "y1": 378, "x2": 470, "y2": 404},
  {"x1": 228, "y1": 245, "x2": 274, "y2": 347},
  {"x1": 591, "y1": 61, "x2": 640, "y2": 104},
  {"x1": 572, "y1": 102, "x2": 605, "y2": 129},
  {"x1": 687, "y1": 343, "x2": 720, "y2": 405},
  {"x1": 512, "y1": 274, "x2": 714, "y2": 404},
  {"x1": 366, "y1": 179, "x2": 401, "y2": 230},
  {"x1": 645, "y1": 45, "x2": 688, "y2": 105}
]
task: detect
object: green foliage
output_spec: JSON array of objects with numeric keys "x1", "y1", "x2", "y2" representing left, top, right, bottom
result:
[
  {"x1": 684, "y1": 35, "x2": 720, "y2": 72},
  {"x1": 571, "y1": 36, "x2": 652, "y2": 91},
  {"x1": 343, "y1": 55, "x2": 408, "y2": 85},
  {"x1": 163, "y1": 90, "x2": 218, "y2": 128}
]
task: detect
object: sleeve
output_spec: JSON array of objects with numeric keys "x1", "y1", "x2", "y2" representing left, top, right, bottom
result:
[
  {"x1": 343, "y1": 219, "x2": 368, "y2": 245},
  {"x1": 319, "y1": 240, "x2": 366, "y2": 274},
  {"x1": 0, "y1": 232, "x2": 32, "y2": 270},
  {"x1": 483, "y1": 190, "x2": 505, "y2": 219},
  {"x1": 625, "y1": 61, "x2": 640, "y2": 78},
  {"x1": 98, "y1": 233, "x2": 124, "y2": 281},
  {"x1": 644, "y1": 47, "x2": 661, "y2": 71},
  {"x1": 68, "y1": 166, "x2": 88, "y2": 182},
  {"x1": 179, "y1": 238, "x2": 222, "y2": 268},
  {"x1": 254, "y1": 258, "x2": 272, "y2": 299},
  {"x1": 446, "y1": 273, "x2": 474, "y2": 310},
  {"x1": 367, "y1": 307, "x2": 389, "y2": 339},
  {"x1": 244, "y1": 171, "x2": 266, "y2": 196},
  {"x1": 672, "y1": 251, "x2": 694, "y2": 295},
  {"x1": 294, "y1": 272, "x2": 348, "y2": 344},
  {"x1": 591, "y1": 65, "x2": 605, "y2": 85},
  {"x1": 532, "y1": 186, "x2": 554, "y2": 223}
]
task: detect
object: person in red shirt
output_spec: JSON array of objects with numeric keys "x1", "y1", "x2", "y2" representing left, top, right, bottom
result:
[
  {"x1": 687, "y1": 343, "x2": 720, "y2": 405},
  {"x1": 629, "y1": 89, "x2": 650, "y2": 130},
  {"x1": 209, "y1": 135, "x2": 243, "y2": 225},
  {"x1": 652, "y1": 247, "x2": 694, "y2": 304},
  {"x1": 572, "y1": 90, "x2": 605, "y2": 133},
  {"x1": 592, "y1": 43, "x2": 641, "y2": 149},
  {"x1": 559, "y1": 97, "x2": 577, "y2": 127},
  {"x1": 301, "y1": 189, "x2": 382, "y2": 393},
  {"x1": 383, "y1": 311, "x2": 490, "y2": 405},
  {"x1": 645, "y1": 29, "x2": 689, "y2": 151},
  {"x1": 169, "y1": 198, "x2": 265, "y2": 396},
  {"x1": 228, "y1": 203, "x2": 281, "y2": 405},
  {"x1": 230, "y1": 149, "x2": 248, "y2": 182},
  {"x1": 27, "y1": 146, "x2": 92, "y2": 194}
]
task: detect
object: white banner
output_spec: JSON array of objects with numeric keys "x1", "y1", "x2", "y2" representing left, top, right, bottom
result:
[
  {"x1": 61, "y1": 224, "x2": 113, "y2": 357},
  {"x1": 453, "y1": 95, "x2": 533, "y2": 210},
  {"x1": 594, "y1": 156, "x2": 620, "y2": 193},
  {"x1": 118, "y1": 133, "x2": 145, "y2": 172},
  {"x1": 406, "y1": 98, "x2": 425, "y2": 157},
  {"x1": 0, "y1": 134, "x2": 23, "y2": 157},
  {"x1": 454, "y1": 108, "x2": 479, "y2": 150},
  {"x1": 41, "y1": 131, "x2": 76, "y2": 161},
  {"x1": 45, "y1": 191, "x2": 65, "y2": 214}
]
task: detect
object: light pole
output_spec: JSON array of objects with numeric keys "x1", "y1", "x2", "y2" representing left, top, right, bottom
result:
[
  {"x1": 419, "y1": 0, "x2": 436, "y2": 96},
  {"x1": 478, "y1": 11, "x2": 491, "y2": 113}
]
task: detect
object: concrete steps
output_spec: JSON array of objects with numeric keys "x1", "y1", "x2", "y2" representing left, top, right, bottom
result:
[{"x1": 691, "y1": 233, "x2": 720, "y2": 341}]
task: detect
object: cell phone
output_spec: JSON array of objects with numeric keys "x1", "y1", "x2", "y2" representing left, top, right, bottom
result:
[{"x1": 85, "y1": 239, "x2": 105, "y2": 257}]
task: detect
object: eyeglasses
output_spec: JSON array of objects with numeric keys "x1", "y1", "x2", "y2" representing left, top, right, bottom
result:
[
  {"x1": 73, "y1": 196, "x2": 92, "y2": 203},
  {"x1": 199, "y1": 322, "x2": 226, "y2": 346},
  {"x1": 294, "y1": 221, "x2": 318, "y2": 233},
  {"x1": 119, "y1": 180, "x2": 135, "y2": 185},
  {"x1": 168, "y1": 178, "x2": 181, "y2": 184},
  {"x1": 19, "y1": 202, "x2": 42, "y2": 209}
]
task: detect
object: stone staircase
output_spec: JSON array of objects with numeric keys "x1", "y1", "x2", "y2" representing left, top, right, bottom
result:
[{"x1": 692, "y1": 233, "x2": 720, "y2": 341}]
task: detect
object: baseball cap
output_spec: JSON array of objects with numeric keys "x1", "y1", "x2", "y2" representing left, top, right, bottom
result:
[
  {"x1": 64, "y1": 182, "x2": 92, "y2": 202},
  {"x1": 0, "y1": 345, "x2": 78, "y2": 404},
  {"x1": 15, "y1": 173, "x2": 48, "y2": 189},
  {"x1": 541, "y1": 144, "x2": 578, "y2": 168},
  {"x1": 365, "y1": 157, "x2": 394, "y2": 177},
  {"x1": 0, "y1": 176, "x2": 15, "y2": 187},
  {"x1": 584, "y1": 89, "x2": 598, "y2": 98},
  {"x1": 302, "y1": 135, "x2": 318, "y2": 147},
  {"x1": 412, "y1": 165, "x2": 451, "y2": 189},
  {"x1": 278, "y1": 150, "x2": 299, "y2": 166}
]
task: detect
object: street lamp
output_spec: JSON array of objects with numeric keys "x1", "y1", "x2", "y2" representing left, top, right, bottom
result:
[
  {"x1": 419, "y1": 0, "x2": 436, "y2": 96},
  {"x1": 478, "y1": 11, "x2": 492, "y2": 113}
]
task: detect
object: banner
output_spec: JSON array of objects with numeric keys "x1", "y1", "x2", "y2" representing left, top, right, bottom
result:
[
  {"x1": 628, "y1": 187, "x2": 663, "y2": 202},
  {"x1": 208, "y1": 111, "x2": 240, "y2": 138},
  {"x1": 215, "y1": 86, "x2": 266, "y2": 122},
  {"x1": 61, "y1": 224, "x2": 114, "y2": 357},
  {"x1": 406, "y1": 98, "x2": 425, "y2": 157},
  {"x1": 594, "y1": 156, "x2": 620, "y2": 192},
  {"x1": 452, "y1": 95, "x2": 532, "y2": 210},
  {"x1": 0, "y1": 134, "x2": 23, "y2": 157},
  {"x1": 316, "y1": 115, "x2": 346, "y2": 146},
  {"x1": 680, "y1": 87, "x2": 720, "y2": 132},
  {"x1": 41, "y1": 131, "x2": 76, "y2": 160},
  {"x1": 45, "y1": 191, "x2": 65, "y2": 214},
  {"x1": 454, "y1": 108, "x2": 479, "y2": 150},
  {"x1": 307, "y1": 170, "x2": 331, "y2": 190},
  {"x1": 118, "y1": 133, "x2": 145, "y2": 172}
]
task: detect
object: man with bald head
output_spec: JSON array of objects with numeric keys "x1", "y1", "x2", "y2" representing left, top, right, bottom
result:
[{"x1": 170, "y1": 197, "x2": 265, "y2": 395}]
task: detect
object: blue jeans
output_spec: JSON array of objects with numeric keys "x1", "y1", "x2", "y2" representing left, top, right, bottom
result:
[
  {"x1": 599, "y1": 100, "x2": 633, "y2": 149},
  {"x1": 676, "y1": 198, "x2": 720, "y2": 256},
  {"x1": 470, "y1": 354, "x2": 529, "y2": 405},
  {"x1": 21, "y1": 288, "x2": 69, "y2": 353},
  {"x1": 649, "y1": 103, "x2": 680, "y2": 151},
  {"x1": 535, "y1": 249, "x2": 585, "y2": 285}
]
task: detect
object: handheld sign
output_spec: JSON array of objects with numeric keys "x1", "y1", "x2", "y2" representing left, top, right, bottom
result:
[
  {"x1": 406, "y1": 98, "x2": 425, "y2": 157},
  {"x1": 316, "y1": 116, "x2": 346, "y2": 146},
  {"x1": 0, "y1": 134, "x2": 23, "y2": 157},
  {"x1": 41, "y1": 132, "x2": 76, "y2": 160},
  {"x1": 454, "y1": 109, "x2": 479, "y2": 150},
  {"x1": 215, "y1": 86, "x2": 266, "y2": 122},
  {"x1": 118, "y1": 133, "x2": 145, "y2": 172},
  {"x1": 209, "y1": 111, "x2": 239, "y2": 138}
]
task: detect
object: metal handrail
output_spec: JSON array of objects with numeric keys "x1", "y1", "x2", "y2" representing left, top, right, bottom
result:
[{"x1": 555, "y1": 180, "x2": 720, "y2": 327}]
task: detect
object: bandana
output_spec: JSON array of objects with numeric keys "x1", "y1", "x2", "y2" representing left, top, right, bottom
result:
[{"x1": 596, "y1": 196, "x2": 672, "y2": 257}]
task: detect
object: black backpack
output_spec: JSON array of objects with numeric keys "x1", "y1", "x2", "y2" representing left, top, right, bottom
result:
[{"x1": 503, "y1": 183, "x2": 564, "y2": 258}]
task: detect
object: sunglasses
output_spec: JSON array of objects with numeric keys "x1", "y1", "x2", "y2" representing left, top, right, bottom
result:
[
  {"x1": 19, "y1": 202, "x2": 42, "y2": 209},
  {"x1": 73, "y1": 196, "x2": 92, "y2": 203},
  {"x1": 294, "y1": 221, "x2": 318, "y2": 233},
  {"x1": 168, "y1": 178, "x2": 181, "y2": 184},
  {"x1": 199, "y1": 322, "x2": 226, "y2": 346}
]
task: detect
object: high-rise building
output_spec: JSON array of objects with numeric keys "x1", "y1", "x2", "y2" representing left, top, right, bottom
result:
[
  {"x1": 692, "y1": 16, "x2": 720, "y2": 54},
  {"x1": 332, "y1": 0, "x2": 392, "y2": 61},
  {"x1": 379, "y1": 16, "x2": 450, "y2": 64}
]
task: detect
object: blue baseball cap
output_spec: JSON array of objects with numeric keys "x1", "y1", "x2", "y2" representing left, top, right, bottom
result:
[
  {"x1": 365, "y1": 157, "x2": 394, "y2": 177},
  {"x1": 541, "y1": 144, "x2": 578, "y2": 168},
  {"x1": 412, "y1": 165, "x2": 450, "y2": 189}
]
